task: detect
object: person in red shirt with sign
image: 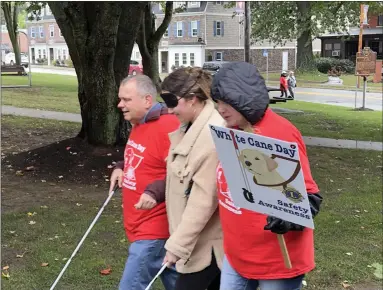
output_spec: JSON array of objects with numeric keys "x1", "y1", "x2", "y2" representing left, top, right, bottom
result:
[
  {"x1": 210, "y1": 62, "x2": 323, "y2": 290},
  {"x1": 109, "y1": 75, "x2": 180, "y2": 290}
]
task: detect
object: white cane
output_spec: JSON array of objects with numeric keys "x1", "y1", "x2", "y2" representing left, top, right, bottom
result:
[
  {"x1": 49, "y1": 184, "x2": 120, "y2": 290},
  {"x1": 144, "y1": 263, "x2": 169, "y2": 290}
]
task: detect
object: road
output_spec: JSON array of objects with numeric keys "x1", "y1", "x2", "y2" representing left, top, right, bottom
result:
[
  {"x1": 268, "y1": 87, "x2": 383, "y2": 111},
  {"x1": 30, "y1": 66, "x2": 383, "y2": 111}
]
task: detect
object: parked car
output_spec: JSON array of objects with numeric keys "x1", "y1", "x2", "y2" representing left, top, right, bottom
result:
[
  {"x1": 129, "y1": 60, "x2": 143, "y2": 75},
  {"x1": 202, "y1": 61, "x2": 231, "y2": 76},
  {"x1": 3, "y1": 52, "x2": 29, "y2": 67}
]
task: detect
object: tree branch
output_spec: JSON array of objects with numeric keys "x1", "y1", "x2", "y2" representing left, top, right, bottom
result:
[
  {"x1": 137, "y1": 9, "x2": 151, "y2": 61},
  {"x1": 152, "y1": 1, "x2": 173, "y2": 42}
]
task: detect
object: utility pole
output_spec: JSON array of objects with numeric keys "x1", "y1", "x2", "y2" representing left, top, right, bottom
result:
[{"x1": 244, "y1": 1, "x2": 251, "y2": 63}]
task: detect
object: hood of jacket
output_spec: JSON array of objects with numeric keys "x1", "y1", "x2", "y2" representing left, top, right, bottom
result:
[{"x1": 210, "y1": 61, "x2": 269, "y2": 125}]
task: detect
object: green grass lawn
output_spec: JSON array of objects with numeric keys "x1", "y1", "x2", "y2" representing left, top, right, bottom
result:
[
  {"x1": 271, "y1": 102, "x2": 383, "y2": 142},
  {"x1": 1, "y1": 73, "x2": 80, "y2": 113},
  {"x1": 262, "y1": 71, "x2": 382, "y2": 93}
]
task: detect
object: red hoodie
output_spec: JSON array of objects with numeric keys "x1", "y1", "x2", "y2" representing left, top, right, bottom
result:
[
  {"x1": 217, "y1": 109, "x2": 319, "y2": 279},
  {"x1": 121, "y1": 104, "x2": 180, "y2": 242},
  {"x1": 280, "y1": 76, "x2": 288, "y2": 91}
]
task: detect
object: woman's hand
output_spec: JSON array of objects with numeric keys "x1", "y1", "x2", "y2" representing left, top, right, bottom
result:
[{"x1": 163, "y1": 251, "x2": 180, "y2": 267}]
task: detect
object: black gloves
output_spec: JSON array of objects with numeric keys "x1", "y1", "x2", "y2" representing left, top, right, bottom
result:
[{"x1": 264, "y1": 193, "x2": 323, "y2": 235}]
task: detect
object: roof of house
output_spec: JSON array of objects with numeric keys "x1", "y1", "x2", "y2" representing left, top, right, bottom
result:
[{"x1": 319, "y1": 27, "x2": 383, "y2": 38}]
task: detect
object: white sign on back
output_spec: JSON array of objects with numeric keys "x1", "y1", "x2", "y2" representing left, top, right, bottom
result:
[{"x1": 209, "y1": 125, "x2": 314, "y2": 229}]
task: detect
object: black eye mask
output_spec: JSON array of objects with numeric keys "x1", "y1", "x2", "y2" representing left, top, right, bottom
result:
[{"x1": 160, "y1": 93, "x2": 180, "y2": 109}]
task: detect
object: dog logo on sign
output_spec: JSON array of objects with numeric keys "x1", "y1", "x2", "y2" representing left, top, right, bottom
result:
[{"x1": 238, "y1": 148, "x2": 304, "y2": 203}]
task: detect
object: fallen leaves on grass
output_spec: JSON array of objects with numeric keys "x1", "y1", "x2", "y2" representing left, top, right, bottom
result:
[
  {"x1": 25, "y1": 166, "x2": 35, "y2": 171},
  {"x1": 346, "y1": 252, "x2": 353, "y2": 256},
  {"x1": 29, "y1": 221, "x2": 36, "y2": 225},
  {"x1": 40, "y1": 205, "x2": 48, "y2": 209},
  {"x1": 15, "y1": 170, "x2": 24, "y2": 176},
  {"x1": 342, "y1": 281, "x2": 351, "y2": 288},
  {"x1": 2, "y1": 271, "x2": 10, "y2": 279},
  {"x1": 2, "y1": 266, "x2": 9, "y2": 271},
  {"x1": 371, "y1": 263, "x2": 382, "y2": 279},
  {"x1": 41, "y1": 263, "x2": 49, "y2": 267},
  {"x1": 27, "y1": 212, "x2": 37, "y2": 217},
  {"x1": 100, "y1": 267, "x2": 112, "y2": 275}
]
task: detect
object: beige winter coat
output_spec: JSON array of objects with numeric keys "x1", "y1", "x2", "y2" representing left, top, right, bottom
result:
[{"x1": 164, "y1": 100, "x2": 225, "y2": 274}]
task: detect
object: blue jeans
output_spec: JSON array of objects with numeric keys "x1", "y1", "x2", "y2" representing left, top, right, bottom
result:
[
  {"x1": 119, "y1": 239, "x2": 179, "y2": 290},
  {"x1": 220, "y1": 256, "x2": 304, "y2": 290}
]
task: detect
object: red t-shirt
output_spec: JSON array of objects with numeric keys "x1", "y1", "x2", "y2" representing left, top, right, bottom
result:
[
  {"x1": 122, "y1": 114, "x2": 180, "y2": 242},
  {"x1": 218, "y1": 108, "x2": 319, "y2": 279}
]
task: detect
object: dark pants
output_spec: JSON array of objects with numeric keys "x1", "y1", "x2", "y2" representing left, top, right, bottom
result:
[
  {"x1": 174, "y1": 252, "x2": 221, "y2": 290},
  {"x1": 280, "y1": 88, "x2": 288, "y2": 98}
]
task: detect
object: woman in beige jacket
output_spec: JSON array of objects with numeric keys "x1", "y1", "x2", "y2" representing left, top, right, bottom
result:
[{"x1": 159, "y1": 67, "x2": 225, "y2": 290}]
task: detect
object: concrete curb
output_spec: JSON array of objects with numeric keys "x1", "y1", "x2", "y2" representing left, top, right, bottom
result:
[{"x1": 2, "y1": 105, "x2": 382, "y2": 151}]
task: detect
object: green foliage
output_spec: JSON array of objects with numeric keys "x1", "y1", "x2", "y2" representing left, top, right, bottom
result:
[
  {"x1": 315, "y1": 57, "x2": 355, "y2": 74},
  {"x1": 248, "y1": 1, "x2": 383, "y2": 46}
]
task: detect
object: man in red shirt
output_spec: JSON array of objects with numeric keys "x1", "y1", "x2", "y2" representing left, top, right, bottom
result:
[
  {"x1": 109, "y1": 75, "x2": 180, "y2": 290},
  {"x1": 211, "y1": 62, "x2": 323, "y2": 290}
]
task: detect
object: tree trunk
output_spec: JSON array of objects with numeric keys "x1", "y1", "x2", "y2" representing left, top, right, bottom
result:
[
  {"x1": 142, "y1": 43, "x2": 161, "y2": 92},
  {"x1": 296, "y1": 1, "x2": 316, "y2": 72},
  {"x1": 2, "y1": 2, "x2": 21, "y2": 65},
  {"x1": 137, "y1": 2, "x2": 173, "y2": 92},
  {"x1": 50, "y1": 2, "x2": 145, "y2": 146}
]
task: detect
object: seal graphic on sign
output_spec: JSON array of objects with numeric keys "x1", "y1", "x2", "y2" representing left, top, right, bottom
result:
[{"x1": 238, "y1": 148, "x2": 304, "y2": 203}]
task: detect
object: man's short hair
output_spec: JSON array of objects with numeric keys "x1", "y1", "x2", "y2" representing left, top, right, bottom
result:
[{"x1": 120, "y1": 75, "x2": 157, "y2": 100}]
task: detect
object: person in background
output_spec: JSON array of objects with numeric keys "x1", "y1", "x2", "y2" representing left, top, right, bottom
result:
[
  {"x1": 279, "y1": 71, "x2": 289, "y2": 98},
  {"x1": 287, "y1": 70, "x2": 296, "y2": 99},
  {"x1": 141, "y1": 67, "x2": 225, "y2": 290},
  {"x1": 211, "y1": 62, "x2": 323, "y2": 290},
  {"x1": 109, "y1": 75, "x2": 180, "y2": 290}
]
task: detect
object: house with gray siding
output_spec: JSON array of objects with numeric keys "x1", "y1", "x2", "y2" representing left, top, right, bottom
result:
[{"x1": 153, "y1": 1, "x2": 299, "y2": 73}]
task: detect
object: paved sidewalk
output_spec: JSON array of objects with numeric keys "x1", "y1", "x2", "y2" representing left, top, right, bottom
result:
[{"x1": 2, "y1": 105, "x2": 382, "y2": 151}]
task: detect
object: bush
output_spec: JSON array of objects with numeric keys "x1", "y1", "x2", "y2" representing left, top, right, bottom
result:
[
  {"x1": 315, "y1": 57, "x2": 355, "y2": 74},
  {"x1": 338, "y1": 59, "x2": 355, "y2": 74},
  {"x1": 65, "y1": 58, "x2": 74, "y2": 68}
]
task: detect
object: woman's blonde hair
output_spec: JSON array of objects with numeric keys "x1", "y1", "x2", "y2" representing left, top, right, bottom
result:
[{"x1": 161, "y1": 67, "x2": 213, "y2": 102}]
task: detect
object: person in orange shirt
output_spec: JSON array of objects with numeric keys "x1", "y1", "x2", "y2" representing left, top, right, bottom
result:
[
  {"x1": 211, "y1": 62, "x2": 323, "y2": 290},
  {"x1": 109, "y1": 75, "x2": 180, "y2": 290}
]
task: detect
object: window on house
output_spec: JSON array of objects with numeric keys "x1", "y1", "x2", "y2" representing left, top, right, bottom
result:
[
  {"x1": 164, "y1": 28, "x2": 169, "y2": 37},
  {"x1": 175, "y1": 53, "x2": 179, "y2": 66},
  {"x1": 334, "y1": 43, "x2": 341, "y2": 50},
  {"x1": 58, "y1": 49, "x2": 61, "y2": 60},
  {"x1": 135, "y1": 51, "x2": 141, "y2": 59},
  {"x1": 325, "y1": 43, "x2": 332, "y2": 50},
  {"x1": 38, "y1": 49, "x2": 41, "y2": 59},
  {"x1": 191, "y1": 21, "x2": 198, "y2": 37},
  {"x1": 39, "y1": 26, "x2": 44, "y2": 38},
  {"x1": 378, "y1": 15, "x2": 383, "y2": 26},
  {"x1": 190, "y1": 53, "x2": 195, "y2": 66},
  {"x1": 59, "y1": 29, "x2": 63, "y2": 37},
  {"x1": 177, "y1": 21, "x2": 183, "y2": 37},
  {"x1": 215, "y1": 21, "x2": 221, "y2": 36},
  {"x1": 49, "y1": 25, "x2": 54, "y2": 37},
  {"x1": 43, "y1": 49, "x2": 46, "y2": 59},
  {"x1": 188, "y1": 2, "x2": 200, "y2": 8},
  {"x1": 30, "y1": 27, "x2": 36, "y2": 38},
  {"x1": 215, "y1": 1, "x2": 223, "y2": 5},
  {"x1": 63, "y1": 49, "x2": 67, "y2": 60},
  {"x1": 182, "y1": 53, "x2": 187, "y2": 65},
  {"x1": 215, "y1": 52, "x2": 223, "y2": 61}
]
